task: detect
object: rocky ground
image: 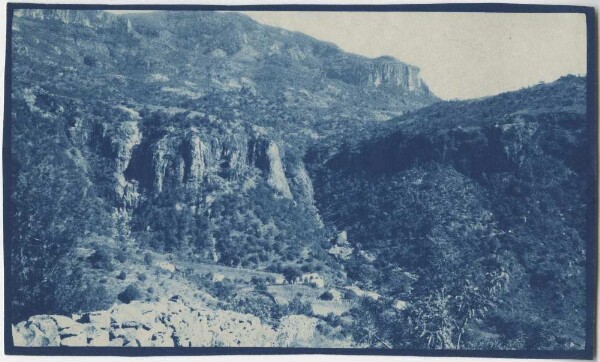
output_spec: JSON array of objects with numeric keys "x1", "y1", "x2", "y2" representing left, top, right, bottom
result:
[{"x1": 12, "y1": 295, "x2": 336, "y2": 347}]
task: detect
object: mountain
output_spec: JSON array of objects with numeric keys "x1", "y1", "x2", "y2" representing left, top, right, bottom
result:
[
  {"x1": 8, "y1": 8, "x2": 591, "y2": 351},
  {"x1": 9, "y1": 8, "x2": 436, "y2": 325},
  {"x1": 307, "y1": 75, "x2": 591, "y2": 349}
]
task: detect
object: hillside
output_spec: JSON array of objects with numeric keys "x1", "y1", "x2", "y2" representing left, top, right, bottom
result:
[
  {"x1": 307, "y1": 75, "x2": 591, "y2": 349},
  {"x1": 7, "y1": 8, "x2": 592, "y2": 351}
]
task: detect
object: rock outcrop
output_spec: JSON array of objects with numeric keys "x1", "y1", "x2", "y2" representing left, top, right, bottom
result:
[
  {"x1": 12, "y1": 298, "x2": 323, "y2": 347},
  {"x1": 326, "y1": 56, "x2": 430, "y2": 94},
  {"x1": 248, "y1": 136, "x2": 292, "y2": 199},
  {"x1": 14, "y1": 9, "x2": 120, "y2": 28}
]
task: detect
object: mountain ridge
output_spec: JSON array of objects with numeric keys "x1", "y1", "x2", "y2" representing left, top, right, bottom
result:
[{"x1": 8, "y1": 8, "x2": 591, "y2": 351}]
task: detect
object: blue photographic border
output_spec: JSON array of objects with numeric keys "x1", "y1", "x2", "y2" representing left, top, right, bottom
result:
[{"x1": 3, "y1": 2, "x2": 597, "y2": 358}]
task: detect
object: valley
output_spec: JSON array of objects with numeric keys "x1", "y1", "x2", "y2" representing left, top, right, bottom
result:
[{"x1": 7, "y1": 9, "x2": 591, "y2": 350}]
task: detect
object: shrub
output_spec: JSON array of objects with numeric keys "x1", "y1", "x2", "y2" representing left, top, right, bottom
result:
[
  {"x1": 323, "y1": 312, "x2": 342, "y2": 327},
  {"x1": 147, "y1": 287, "x2": 154, "y2": 294},
  {"x1": 117, "y1": 271, "x2": 126, "y2": 280},
  {"x1": 319, "y1": 291, "x2": 334, "y2": 301},
  {"x1": 212, "y1": 280, "x2": 236, "y2": 300},
  {"x1": 137, "y1": 273, "x2": 147, "y2": 281},
  {"x1": 282, "y1": 266, "x2": 302, "y2": 283},
  {"x1": 117, "y1": 284, "x2": 141, "y2": 304},
  {"x1": 52, "y1": 267, "x2": 113, "y2": 314},
  {"x1": 287, "y1": 297, "x2": 313, "y2": 316},
  {"x1": 88, "y1": 249, "x2": 113, "y2": 270},
  {"x1": 115, "y1": 249, "x2": 127, "y2": 263},
  {"x1": 344, "y1": 289, "x2": 359, "y2": 300},
  {"x1": 83, "y1": 55, "x2": 97, "y2": 67},
  {"x1": 251, "y1": 276, "x2": 268, "y2": 291},
  {"x1": 143, "y1": 253, "x2": 153, "y2": 266}
]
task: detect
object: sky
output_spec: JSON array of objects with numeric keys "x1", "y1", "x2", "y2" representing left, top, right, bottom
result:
[{"x1": 108, "y1": 10, "x2": 587, "y2": 100}]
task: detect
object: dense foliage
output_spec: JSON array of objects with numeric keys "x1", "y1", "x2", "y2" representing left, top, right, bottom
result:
[{"x1": 310, "y1": 76, "x2": 591, "y2": 349}]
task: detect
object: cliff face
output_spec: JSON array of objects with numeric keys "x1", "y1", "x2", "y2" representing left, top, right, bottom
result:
[
  {"x1": 14, "y1": 9, "x2": 120, "y2": 28},
  {"x1": 326, "y1": 56, "x2": 430, "y2": 94}
]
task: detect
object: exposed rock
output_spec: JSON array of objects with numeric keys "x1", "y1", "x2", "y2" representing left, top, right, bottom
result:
[
  {"x1": 156, "y1": 260, "x2": 176, "y2": 273},
  {"x1": 248, "y1": 137, "x2": 292, "y2": 198},
  {"x1": 293, "y1": 162, "x2": 315, "y2": 200},
  {"x1": 60, "y1": 333, "x2": 87, "y2": 346},
  {"x1": 14, "y1": 9, "x2": 119, "y2": 28},
  {"x1": 265, "y1": 142, "x2": 293, "y2": 199},
  {"x1": 344, "y1": 285, "x2": 381, "y2": 301},
  {"x1": 393, "y1": 299, "x2": 408, "y2": 311},
  {"x1": 187, "y1": 134, "x2": 206, "y2": 189},
  {"x1": 336, "y1": 231, "x2": 348, "y2": 244},
  {"x1": 79, "y1": 311, "x2": 111, "y2": 329},
  {"x1": 12, "y1": 316, "x2": 60, "y2": 347},
  {"x1": 88, "y1": 329, "x2": 110, "y2": 346},
  {"x1": 326, "y1": 56, "x2": 430, "y2": 94},
  {"x1": 11, "y1": 297, "x2": 327, "y2": 347},
  {"x1": 328, "y1": 244, "x2": 353, "y2": 260},
  {"x1": 277, "y1": 315, "x2": 319, "y2": 346}
]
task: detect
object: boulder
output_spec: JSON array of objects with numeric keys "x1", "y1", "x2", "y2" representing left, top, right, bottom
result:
[
  {"x1": 60, "y1": 333, "x2": 87, "y2": 347},
  {"x1": 108, "y1": 336, "x2": 125, "y2": 346},
  {"x1": 47, "y1": 315, "x2": 79, "y2": 331},
  {"x1": 80, "y1": 311, "x2": 111, "y2": 329},
  {"x1": 12, "y1": 316, "x2": 61, "y2": 347},
  {"x1": 88, "y1": 329, "x2": 110, "y2": 346}
]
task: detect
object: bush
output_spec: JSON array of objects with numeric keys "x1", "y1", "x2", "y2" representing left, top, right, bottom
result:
[
  {"x1": 323, "y1": 312, "x2": 342, "y2": 327},
  {"x1": 117, "y1": 271, "x2": 126, "y2": 280},
  {"x1": 83, "y1": 55, "x2": 97, "y2": 67},
  {"x1": 88, "y1": 249, "x2": 113, "y2": 270},
  {"x1": 137, "y1": 273, "x2": 147, "y2": 281},
  {"x1": 282, "y1": 266, "x2": 302, "y2": 283},
  {"x1": 287, "y1": 297, "x2": 313, "y2": 316},
  {"x1": 251, "y1": 276, "x2": 268, "y2": 291},
  {"x1": 52, "y1": 267, "x2": 113, "y2": 314},
  {"x1": 212, "y1": 280, "x2": 236, "y2": 300},
  {"x1": 115, "y1": 249, "x2": 127, "y2": 263},
  {"x1": 319, "y1": 291, "x2": 334, "y2": 301},
  {"x1": 344, "y1": 289, "x2": 359, "y2": 300},
  {"x1": 143, "y1": 253, "x2": 153, "y2": 266},
  {"x1": 118, "y1": 284, "x2": 141, "y2": 304}
]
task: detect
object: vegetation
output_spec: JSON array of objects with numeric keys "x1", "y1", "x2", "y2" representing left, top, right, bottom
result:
[{"x1": 118, "y1": 284, "x2": 142, "y2": 304}]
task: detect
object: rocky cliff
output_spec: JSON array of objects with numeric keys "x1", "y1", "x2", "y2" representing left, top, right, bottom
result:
[{"x1": 326, "y1": 55, "x2": 430, "y2": 94}]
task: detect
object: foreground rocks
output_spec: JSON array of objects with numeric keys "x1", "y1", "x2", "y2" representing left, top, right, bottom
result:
[{"x1": 12, "y1": 297, "x2": 321, "y2": 347}]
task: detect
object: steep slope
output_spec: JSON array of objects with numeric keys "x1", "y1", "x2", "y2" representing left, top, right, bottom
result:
[
  {"x1": 307, "y1": 75, "x2": 591, "y2": 349},
  {"x1": 9, "y1": 8, "x2": 437, "y2": 325}
]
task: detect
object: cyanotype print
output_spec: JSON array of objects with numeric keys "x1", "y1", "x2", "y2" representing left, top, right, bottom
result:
[{"x1": 4, "y1": 5, "x2": 596, "y2": 357}]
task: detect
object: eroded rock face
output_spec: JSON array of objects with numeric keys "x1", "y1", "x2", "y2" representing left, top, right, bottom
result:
[
  {"x1": 187, "y1": 134, "x2": 206, "y2": 190},
  {"x1": 248, "y1": 136, "x2": 292, "y2": 199},
  {"x1": 14, "y1": 9, "x2": 119, "y2": 28},
  {"x1": 12, "y1": 298, "x2": 324, "y2": 347},
  {"x1": 326, "y1": 56, "x2": 430, "y2": 94},
  {"x1": 264, "y1": 142, "x2": 293, "y2": 199}
]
